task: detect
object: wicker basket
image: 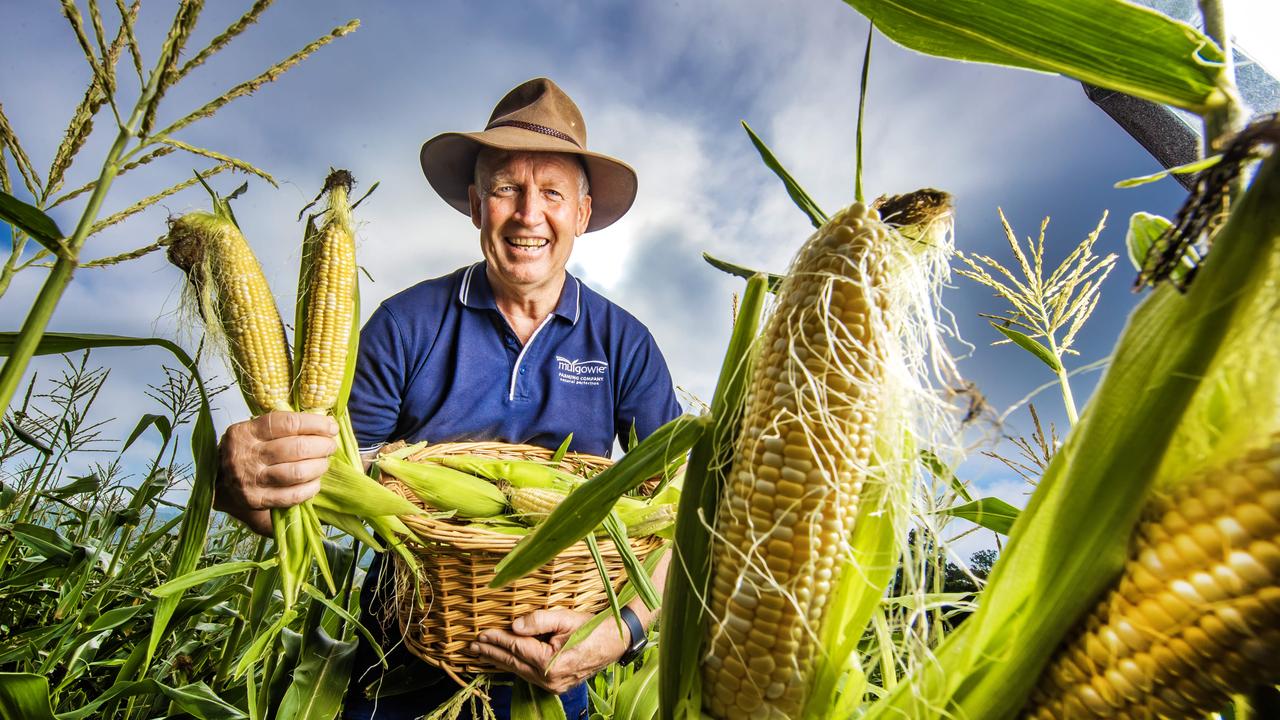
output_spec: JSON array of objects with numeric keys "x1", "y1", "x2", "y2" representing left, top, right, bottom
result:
[{"x1": 381, "y1": 441, "x2": 664, "y2": 683}]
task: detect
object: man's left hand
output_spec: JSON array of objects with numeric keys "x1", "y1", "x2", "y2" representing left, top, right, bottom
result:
[{"x1": 468, "y1": 608, "x2": 628, "y2": 694}]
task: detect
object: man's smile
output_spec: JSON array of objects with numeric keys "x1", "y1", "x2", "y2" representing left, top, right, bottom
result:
[{"x1": 506, "y1": 236, "x2": 550, "y2": 249}]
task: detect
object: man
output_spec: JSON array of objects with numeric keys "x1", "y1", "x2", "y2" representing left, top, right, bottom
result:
[{"x1": 214, "y1": 78, "x2": 681, "y2": 719}]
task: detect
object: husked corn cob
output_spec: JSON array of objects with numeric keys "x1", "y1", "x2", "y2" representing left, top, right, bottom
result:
[
  {"x1": 704, "y1": 202, "x2": 893, "y2": 719},
  {"x1": 377, "y1": 456, "x2": 507, "y2": 518},
  {"x1": 508, "y1": 486, "x2": 569, "y2": 524},
  {"x1": 297, "y1": 170, "x2": 357, "y2": 413},
  {"x1": 166, "y1": 211, "x2": 291, "y2": 414},
  {"x1": 1025, "y1": 434, "x2": 1280, "y2": 720}
]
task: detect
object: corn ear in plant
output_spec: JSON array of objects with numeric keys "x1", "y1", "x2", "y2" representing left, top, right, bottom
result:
[
  {"x1": 703, "y1": 193, "x2": 956, "y2": 719},
  {"x1": 1025, "y1": 434, "x2": 1280, "y2": 719}
]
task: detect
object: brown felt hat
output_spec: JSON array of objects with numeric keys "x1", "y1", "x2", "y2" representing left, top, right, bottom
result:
[{"x1": 420, "y1": 77, "x2": 638, "y2": 232}]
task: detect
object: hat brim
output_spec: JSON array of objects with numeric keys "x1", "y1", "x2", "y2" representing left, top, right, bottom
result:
[{"x1": 420, "y1": 127, "x2": 637, "y2": 233}]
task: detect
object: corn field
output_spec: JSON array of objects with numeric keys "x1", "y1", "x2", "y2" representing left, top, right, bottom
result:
[{"x1": 1, "y1": 1, "x2": 1277, "y2": 719}]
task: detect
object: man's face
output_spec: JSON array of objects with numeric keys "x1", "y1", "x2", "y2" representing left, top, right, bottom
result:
[{"x1": 469, "y1": 151, "x2": 592, "y2": 298}]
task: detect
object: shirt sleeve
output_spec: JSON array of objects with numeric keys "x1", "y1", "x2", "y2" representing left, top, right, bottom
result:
[
  {"x1": 347, "y1": 303, "x2": 407, "y2": 451},
  {"x1": 615, "y1": 330, "x2": 682, "y2": 450}
]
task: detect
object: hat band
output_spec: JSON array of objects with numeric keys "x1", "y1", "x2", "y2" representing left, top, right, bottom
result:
[{"x1": 486, "y1": 119, "x2": 582, "y2": 148}]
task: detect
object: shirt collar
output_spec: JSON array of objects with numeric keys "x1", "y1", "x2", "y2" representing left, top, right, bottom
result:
[{"x1": 458, "y1": 262, "x2": 581, "y2": 324}]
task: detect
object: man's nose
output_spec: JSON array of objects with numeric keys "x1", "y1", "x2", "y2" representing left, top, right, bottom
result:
[{"x1": 515, "y1": 191, "x2": 545, "y2": 225}]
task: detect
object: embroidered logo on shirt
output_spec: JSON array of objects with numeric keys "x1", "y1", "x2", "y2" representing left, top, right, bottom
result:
[{"x1": 556, "y1": 356, "x2": 608, "y2": 387}]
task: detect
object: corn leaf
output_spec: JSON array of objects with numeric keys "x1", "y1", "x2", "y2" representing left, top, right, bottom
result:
[
  {"x1": 511, "y1": 678, "x2": 569, "y2": 720},
  {"x1": 0, "y1": 673, "x2": 55, "y2": 720},
  {"x1": 991, "y1": 324, "x2": 1061, "y2": 372},
  {"x1": 55, "y1": 679, "x2": 247, "y2": 720},
  {"x1": 701, "y1": 253, "x2": 785, "y2": 292},
  {"x1": 660, "y1": 274, "x2": 767, "y2": 720},
  {"x1": 121, "y1": 413, "x2": 173, "y2": 452},
  {"x1": 1124, "y1": 211, "x2": 1198, "y2": 287},
  {"x1": 842, "y1": 0, "x2": 1228, "y2": 114},
  {"x1": 742, "y1": 121, "x2": 828, "y2": 228},
  {"x1": 274, "y1": 625, "x2": 357, "y2": 720},
  {"x1": 938, "y1": 497, "x2": 1020, "y2": 535},
  {"x1": 865, "y1": 155, "x2": 1280, "y2": 719},
  {"x1": 584, "y1": 532, "x2": 627, "y2": 643},
  {"x1": 551, "y1": 433, "x2": 573, "y2": 463},
  {"x1": 1115, "y1": 154, "x2": 1221, "y2": 189},
  {"x1": 922, "y1": 450, "x2": 971, "y2": 502},
  {"x1": 613, "y1": 658, "x2": 660, "y2": 720},
  {"x1": 603, "y1": 512, "x2": 660, "y2": 610},
  {"x1": 150, "y1": 559, "x2": 277, "y2": 598},
  {"x1": 0, "y1": 189, "x2": 63, "y2": 255}
]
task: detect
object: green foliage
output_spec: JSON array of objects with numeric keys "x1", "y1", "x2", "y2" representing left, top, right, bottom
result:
[{"x1": 842, "y1": 0, "x2": 1230, "y2": 113}]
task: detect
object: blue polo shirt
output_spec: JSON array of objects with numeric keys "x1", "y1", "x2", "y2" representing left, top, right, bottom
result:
[
  {"x1": 348, "y1": 261, "x2": 681, "y2": 456},
  {"x1": 342, "y1": 261, "x2": 680, "y2": 720}
]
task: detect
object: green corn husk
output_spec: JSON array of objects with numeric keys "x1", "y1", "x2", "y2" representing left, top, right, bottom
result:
[
  {"x1": 434, "y1": 455, "x2": 584, "y2": 489},
  {"x1": 375, "y1": 456, "x2": 508, "y2": 518},
  {"x1": 865, "y1": 155, "x2": 1280, "y2": 719}
]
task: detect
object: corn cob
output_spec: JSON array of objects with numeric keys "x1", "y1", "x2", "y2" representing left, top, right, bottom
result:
[
  {"x1": 376, "y1": 456, "x2": 507, "y2": 518},
  {"x1": 1025, "y1": 434, "x2": 1280, "y2": 720},
  {"x1": 166, "y1": 211, "x2": 292, "y2": 415},
  {"x1": 703, "y1": 202, "x2": 894, "y2": 719},
  {"x1": 508, "y1": 486, "x2": 569, "y2": 524},
  {"x1": 296, "y1": 169, "x2": 357, "y2": 413}
]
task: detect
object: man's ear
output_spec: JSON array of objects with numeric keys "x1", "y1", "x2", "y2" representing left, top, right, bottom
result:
[
  {"x1": 576, "y1": 194, "x2": 592, "y2": 236},
  {"x1": 468, "y1": 185, "x2": 482, "y2": 230}
]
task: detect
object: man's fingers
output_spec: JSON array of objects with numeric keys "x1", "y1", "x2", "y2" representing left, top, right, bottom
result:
[
  {"x1": 469, "y1": 638, "x2": 544, "y2": 682},
  {"x1": 253, "y1": 411, "x2": 339, "y2": 441},
  {"x1": 262, "y1": 457, "x2": 331, "y2": 488},
  {"x1": 273, "y1": 479, "x2": 321, "y2": 508},
  {"x1": 258, "y1": 434, "x2": 338, "y2": 465},
  {"x1": 512, "y1": 609, "x2": 581, "y2": 636}
]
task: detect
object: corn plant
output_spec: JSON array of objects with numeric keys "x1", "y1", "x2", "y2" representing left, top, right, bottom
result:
[{"x1": 0, "y1": 0, "x2": 359, "y2": 417}]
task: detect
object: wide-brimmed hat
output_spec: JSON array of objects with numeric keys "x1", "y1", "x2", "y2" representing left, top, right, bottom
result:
[{"x1": 420, "y1": 78, "x2": 637, "y2": 232}]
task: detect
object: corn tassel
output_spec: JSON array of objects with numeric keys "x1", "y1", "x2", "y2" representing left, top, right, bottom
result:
[{"x1": 1025, "y1": 434, "x2": 1280, "y2": 720}]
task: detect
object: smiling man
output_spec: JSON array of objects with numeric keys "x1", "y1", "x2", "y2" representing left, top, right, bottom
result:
[{"x1": 212, "y1": 78, "x2": 680, "y2": 719}]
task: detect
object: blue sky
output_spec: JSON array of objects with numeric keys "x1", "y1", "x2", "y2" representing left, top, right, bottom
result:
[{"x1": 2, "y1": 1, "x2": 1275, "y2": 556}]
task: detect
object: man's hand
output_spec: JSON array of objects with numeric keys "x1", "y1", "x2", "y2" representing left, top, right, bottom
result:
[
  {"x1": 468, "y1": 608, "x2": 629, "y2": 694},
  {"x1": 214, "y1": 411, "x2": 339, "y2": 536}
]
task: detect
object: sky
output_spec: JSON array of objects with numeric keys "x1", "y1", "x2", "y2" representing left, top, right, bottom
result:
[{"x1": 2, "y1": 0, "x2": 1276, "y2": 558}]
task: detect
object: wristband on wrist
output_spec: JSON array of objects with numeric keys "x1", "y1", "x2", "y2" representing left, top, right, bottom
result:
[{"x1": 618, "y1": 605, "x2": 648, "y2": 665}]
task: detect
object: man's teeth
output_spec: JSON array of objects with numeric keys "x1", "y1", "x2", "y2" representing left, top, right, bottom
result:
[{"x1": 507, "y1": 237, "x2": 547, "y2": 248}]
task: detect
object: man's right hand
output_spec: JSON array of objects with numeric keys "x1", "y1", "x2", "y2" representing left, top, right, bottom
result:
[{"x1": 214, "y1": 412, "x2": 339, "y2": 536}]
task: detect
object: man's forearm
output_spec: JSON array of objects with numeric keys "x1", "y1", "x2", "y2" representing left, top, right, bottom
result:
[{"x1": 625, "y1": 550, "x2": 670, "y2": 632}]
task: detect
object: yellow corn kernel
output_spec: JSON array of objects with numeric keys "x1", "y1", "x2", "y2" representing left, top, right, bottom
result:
[
  {"x1": 703, "y1": 202, "x2": 894, "y2": 719},
  {"x1": 508, "y1": 486, "x2": 569, "y2": 524},
  {"x1": 298, "y1": 170, "x2": 356, "y2": 413},
  {"x1": 1025, "y1": 434, "x2": 1280, "y2": 720},
  {"x1": 166, "y1": 211, "x2": 291, "y2": 415}
]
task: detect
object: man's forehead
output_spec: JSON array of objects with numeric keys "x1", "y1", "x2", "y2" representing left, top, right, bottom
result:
[{"x1": 482, "y1": 150, "x2": 583, "y2": 180}]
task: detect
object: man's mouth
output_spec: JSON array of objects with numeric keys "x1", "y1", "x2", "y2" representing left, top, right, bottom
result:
[{"x1": 506, "y1": 236, "x2": 549, "y2": 249}]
